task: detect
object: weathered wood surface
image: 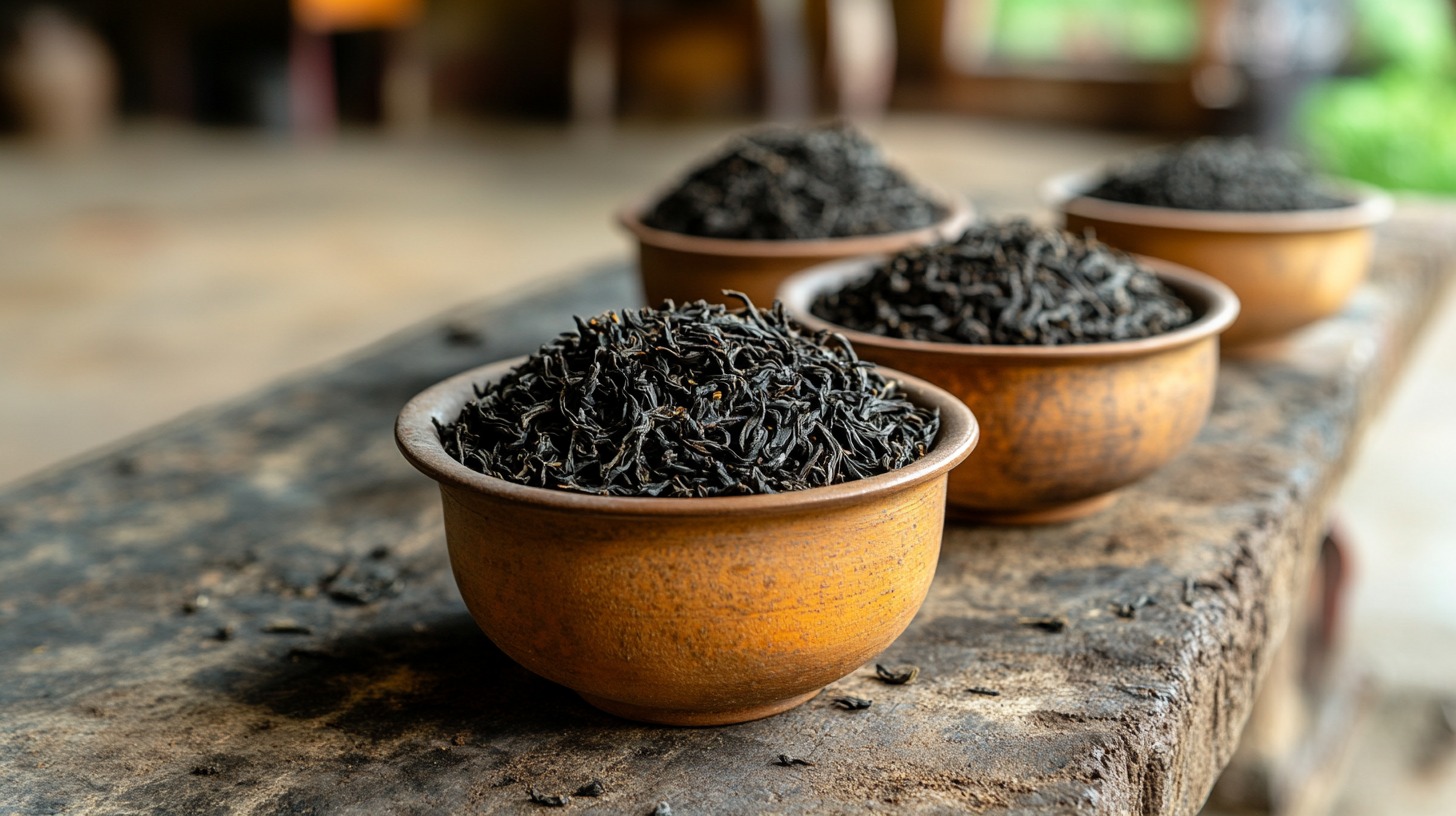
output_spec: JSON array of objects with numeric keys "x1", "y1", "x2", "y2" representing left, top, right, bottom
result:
[{"x1": 2, "y1": 211, "x2": 1453, "y2": 816}]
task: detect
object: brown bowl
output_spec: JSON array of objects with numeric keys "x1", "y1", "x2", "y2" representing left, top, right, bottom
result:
[
  {"x1": 1044, "y1": 170, "x2": 1391, "y2": 348},
  {"x1": 618, "y1": 191, "x2": 973, "y2": 309},
  {"x1": 780, "y1": 258, "x2": 1238, "y2": 524},
  {"x1": 396, "y1": 359, "x2": 978, "y2": 726}
]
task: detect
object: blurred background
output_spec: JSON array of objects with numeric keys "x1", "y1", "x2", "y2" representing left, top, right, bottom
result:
[{"x1": 0, "y1": 1, "x2": 1452, "y2": 813}]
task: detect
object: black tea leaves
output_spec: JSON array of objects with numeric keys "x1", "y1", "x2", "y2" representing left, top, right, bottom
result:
[
  {"x1": 811, "y1": 220, "x2": 1193, "y2": 346},
  {"x1": 438, "y1": 296, "x2": 939, "y2": 498},
  {"x1": 1083, "y1": 137, "x2": 1350, "y2": 212},
  {"x1": 643, "y1": 122, "x2": 945, "y2": 240}
]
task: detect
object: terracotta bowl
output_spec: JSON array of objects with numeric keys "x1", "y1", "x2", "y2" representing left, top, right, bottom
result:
[
  {"x1": 1044, "y1": 170, "x2": 1391, "y2": 349},
  {"x1": 779, "y1": 258, "x2": 1239, "y2": 524},
  {"x1": 618, "y1": 191, "x2": 973, "y2": 308},
  {"x1": 396, "y1": 358, "x2": 978, "y2": 726}
]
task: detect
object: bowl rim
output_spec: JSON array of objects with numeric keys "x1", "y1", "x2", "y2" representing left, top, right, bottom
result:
[
  {"x1": 617, "y1": 186, "x2": 975, "y2": 257},
  {"x1": 1042, "y1": 167, "x2": 1393, "y2": 233},
  {"x1": 396, "y1": 358, "x2": 979, "y2": 517},
  {"x1": 778, "y1": 255, "x2": 1241, "y2": 361}
]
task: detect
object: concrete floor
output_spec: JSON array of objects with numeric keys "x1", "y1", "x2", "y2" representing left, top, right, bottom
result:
[{"x1": 1, "y1": 116, "x2": 1452, "y2": 813}]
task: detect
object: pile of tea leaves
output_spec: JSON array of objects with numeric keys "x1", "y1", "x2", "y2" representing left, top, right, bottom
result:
[
  {"x1": 1083, "y1": 137, "x2": 1351, "y2": 212},
  {"x1": 641, "y1": 122, "x2": 947, "y2": 240},
  {"x1": 811, "y1": 220, "x2": 1194, "y2": 346},
  {"x1": 437, "y1": 297, "x2": 939, "y2": 497}
]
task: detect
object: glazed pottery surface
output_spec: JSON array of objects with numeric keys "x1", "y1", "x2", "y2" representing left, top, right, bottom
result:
[
  {"x1": 780, "y1": 258, "x2": 1238, "y2": 524},
  {"x1": 619, "y1": 191, "x2": 973, "y2": 309},
  {"x1": 396, "y1": 360, "x2": 978, "y2": 725},
  {"x1": 1044, "y1": 170, "x2": 1391, "y2": 348}
]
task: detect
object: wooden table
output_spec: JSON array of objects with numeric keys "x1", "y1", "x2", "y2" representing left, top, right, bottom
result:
[{"x1": 2, "y1": 210, "x2": 1452, "y2": 815}]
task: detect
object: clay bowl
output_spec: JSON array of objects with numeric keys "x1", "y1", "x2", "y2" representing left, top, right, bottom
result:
[
  {"x1": 618, "y1": 191, "x2": 973, "y2": 308},
  {"x1": 1044, "y1": 170, "x2": 1391, "y2": 349},
  {"x1": 396, "y1": 358, "x2": 978, "y2": 726},
  {"x1": 780, "y1": 258, "x2": 1239, "y2": 524}
]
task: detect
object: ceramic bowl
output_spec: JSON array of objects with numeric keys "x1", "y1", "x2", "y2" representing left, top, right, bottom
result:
[
  {"x1": 618, "y1": 191, "x2": 973, "y2": 309},
  {"x1": 780, "y1": 258, "x2": 1238, "y2": 524},
  {"x1": 396, "y1": 358, "x2": 978, "y2": 726},
  {"x1": 1044, "y1": 170, "x2": 1391, "y2": 348}
]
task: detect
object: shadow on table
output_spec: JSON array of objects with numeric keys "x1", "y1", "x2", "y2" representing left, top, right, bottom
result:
[{"x1": 216, "y1": 612, "x2": 626, "y2": 743}]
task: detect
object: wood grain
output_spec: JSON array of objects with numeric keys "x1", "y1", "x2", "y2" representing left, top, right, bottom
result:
[{"x1": 1, "y1": 213, "x2": 1451, "y2": 815}]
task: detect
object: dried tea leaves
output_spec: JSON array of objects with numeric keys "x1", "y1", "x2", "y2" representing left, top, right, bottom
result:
[
  {"x1": 438, "y1": 296, "x2": 939, "y2": 497},
  {"x1": 811, "y1": 220, "x2": 1193, "y2": 346},
  {"x1": 642, "y1": 122, "x2": 946, "y2": 240},
  {"x1": 874, "y1": 663, "x2": 920, "y2": 685},
  {"x1": 1083, "y1": 137, "x2": 1351, "y2": 212}
]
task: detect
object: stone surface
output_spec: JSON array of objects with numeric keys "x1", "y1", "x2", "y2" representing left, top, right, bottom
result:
[{"x1": 0, "y1": 215, "x2": 1451, "y2": 815}]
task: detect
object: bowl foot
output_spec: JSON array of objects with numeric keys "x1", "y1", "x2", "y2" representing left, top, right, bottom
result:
[
  {"x1": 951, "y1": 492, "x2": 1118, "y2": 526},
  {"x1": 579, "y1": 688, "x2": 823, "y2": 726}
]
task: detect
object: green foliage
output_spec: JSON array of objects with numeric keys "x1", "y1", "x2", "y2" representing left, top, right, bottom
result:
[
  {"x1": 1302, "y1": 69, "x2": 1456, "y2": 194},
  {"x1": 1301, "y1": 0, "x2": 1456, "y2": 194},
  {"x1": 1349, "y1": 0, "x2": 1455, "y2": 70},
  {"x1": 991, "y1": 0, "x2": 1195, "y2": 63}
]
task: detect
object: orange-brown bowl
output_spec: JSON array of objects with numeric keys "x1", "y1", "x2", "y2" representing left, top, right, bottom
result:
[
  {"x1": 1044, "y1": 170, "x2": 1391, "y2": 348},
  {"x1": 780, "y1": 257, "x2": 1238, "y2": 524},
  {"x1": 396, "y1": 358, "x2": 978, "y2": 726},
  {"x1": 619, "y1": 191, "x2": 973, "y2": 309}
]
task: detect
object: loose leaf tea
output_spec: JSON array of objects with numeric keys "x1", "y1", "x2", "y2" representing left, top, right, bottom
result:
[
  {"x1": 831, "y1": 696, "x2": 873, "y2": 710},
  {"x1": 774, "y1": 754, "x2": 815, "y2": 767},
  {"x1": 642, "y1": 122, "x2": 946, "y2": 240},
  {"x1": 875, "y1": 663, "x2": 920, "y2": 685},
  {"x1": 1083, "y1": 137, "x2": 1351, "y2": 212},
  {"x1": 528, "y1": 788, "x2": 570, "y2": 807},
  {"x1": 574, "y1": 780, "x2": 605, "y2": 797},
  {"x1": 811, "y1": 220, "x2": 1193, "y2": 346},
  {"x1": 438, "y1": 296, "x2": 939, "y2": 497},
  {"x1": 1020, "y1": 616, "x2": 1068, "y2": 634},
  {"x1": 1113, "y1": 594, "x2": 1156, "y2": 619}
]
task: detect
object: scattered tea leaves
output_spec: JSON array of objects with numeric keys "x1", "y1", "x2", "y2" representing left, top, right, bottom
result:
[
  {"x1": 442, "y1": 322, "x2": 485, "y2": 347},
  {"x1": 966, "y1": 686, "x2": 1001, "y2": 697},
  {"x1": 575, "y1": 779, "x2": 605, "y2": 797},
  {"x1": 528, "y1": 788, "x2": 570, "y2": 807},
  {"x1": 774, "y1": 754, "x2": 815, "y2": 767},
  {"x1": 1021, "y1": 616, "x2": 1068, "y2": 634},
  {"x1": 811, "y1": 220, "x2": 1193, "y2": 346},
  {"x1": 831, "y1": 696, "x2": 873, "y2": 710},
  {"x1": 439, "y1": 296, "x2": 939, "y2": 497},
  {"x1": 1083, "y1": 137, "x2": 1351, "y2": 212},
  {"x1": 261, "y1": 620, "x2": 312, "y2": 635},
  {"x1": 1113, "y1": 595, "x2": 1156, "y2": 619},
  {"x1": 322, "y1": 558, "x2": 402, "y2": 606},
  {"x1": 875, "y1": 663, "x2": 920, "y2": 685},
  {"x1": 643, "y1": 122, "x2": 945, "y2": 240}
]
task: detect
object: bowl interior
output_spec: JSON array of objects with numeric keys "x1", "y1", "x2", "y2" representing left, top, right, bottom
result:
[
  {"x1": 396, "y1": 357, "x2": 979, "y2": 518},
  {"x1": 1042, "y1": 168, "x2": 1394, "y2": 234},
  {"x1": 778, "y1": 255, "x2": 1240, "y2": 360},
  {"x1": 617, "y1": 187, "x2": 975, "y2": 257}
]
